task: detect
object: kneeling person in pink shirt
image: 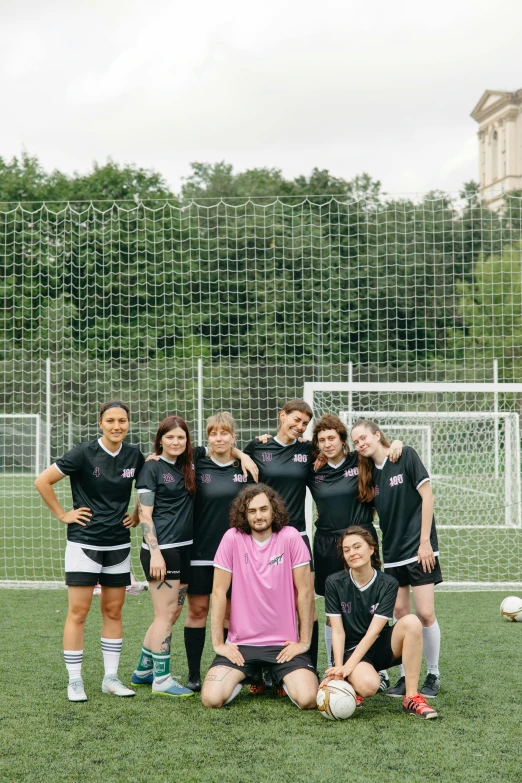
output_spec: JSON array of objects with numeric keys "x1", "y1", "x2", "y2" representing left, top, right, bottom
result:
[{"x1": 201, "y1": 484, "x2": 318, "y2": 709}]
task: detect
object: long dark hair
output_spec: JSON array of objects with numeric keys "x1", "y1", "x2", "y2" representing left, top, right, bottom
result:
[
  {"x1": 338, "y1": 525, "x2": 382, "y2": 571},
  {"x1": 153, "y1": 416, "x2": 196, "y2": 497},
  {"x1": 311, "y1": 414, "x2": 349, "y2": 459},
  {"x1": 351, "y1": 419, "x2": 390, "y2": 504},
  {"x1": 229, "y1": 484, "x2": 289, "y2": 535}
]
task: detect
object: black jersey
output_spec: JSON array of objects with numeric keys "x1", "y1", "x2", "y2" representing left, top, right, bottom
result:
[
  {"x1": 325, "y1": 568, "x2": 399, "y2": 652},
  {"x1": 55, "y1": 439, "x2": 144, "y2": 548},
  {"x1": 244, "y1": 437, "x2": 312, "y2": 534},
  {"x1": 372, "y1": 446, "x2": 439, "y2": 568},
  {"x1": 307, "y1": 452, "x2": 374, "y2": 535},
  {"x1": 192, "y1": 453, "x2": 248, "y2": 564},
  {"x1": 135, "y1": 448, "x2": 205, "y2": 548}
]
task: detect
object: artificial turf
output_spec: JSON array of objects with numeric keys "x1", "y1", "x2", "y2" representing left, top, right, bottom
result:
[{"x1": 0, "y1": 589, "x2": 521, "y2": 783}]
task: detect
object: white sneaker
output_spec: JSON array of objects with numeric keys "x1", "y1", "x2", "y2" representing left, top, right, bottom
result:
[
  {"x1": 68, "y1": 678, "x2": 87, "y2": 702},
  {"x1": 101, "y1": 675, "x2": 135, "y2": 697}
]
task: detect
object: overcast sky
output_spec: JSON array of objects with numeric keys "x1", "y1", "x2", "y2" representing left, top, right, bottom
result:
[{"x1": 2, "y1": 0, "x2": 521, "y2": 196}]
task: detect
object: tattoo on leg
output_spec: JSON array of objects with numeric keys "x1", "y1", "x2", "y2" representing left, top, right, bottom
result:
[
  {"x1": 160, "y1": 633, "x2": 172, "y2": 654},
  {"x1": 204, "y1": 666, "x2": 237, "y2": 682},
  {"x1": 178, "y1": 585, "x2": 188, "y2": 607},
  {"x1": 157, "y1": 581, "x2": 173, "y2": 590}
]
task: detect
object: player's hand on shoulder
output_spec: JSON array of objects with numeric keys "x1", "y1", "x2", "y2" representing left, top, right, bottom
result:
[
  {"x1": 59, "y1": 507, "x2": 92, "y2": 526},
  {"x1": 313, "y1": 453, "x2": 327, "y2": 471},
  {"x1": 145, "y1": 453, "x2": 160, "y2": 462},
  {"x1": 386, "y1": 440, "x2": 403, "y2": 463},
  {"x1": 255, "y1": 434, "x2": 272, "y2": 444},
  {"x1": 214, "y1": 642, "x2": 244, "y2": 666}
]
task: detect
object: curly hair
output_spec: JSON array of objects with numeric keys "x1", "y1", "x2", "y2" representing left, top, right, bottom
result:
[
  {"x1": 229, "y1": 483, "x2": 289, "y2": 535},
  {"x1": 311, "y1": 413, "x2": 349, "y2": 459},
  {"x1": 338, "y1": 525, "x2": 382, "y2": 571}
]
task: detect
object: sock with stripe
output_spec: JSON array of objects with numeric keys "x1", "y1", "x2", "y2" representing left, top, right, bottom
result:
[
  {"x1": 152, "y1": 651, "x2": 171, "y2": 685},
  {"x1": 135, "y1": 646, "x2": 153, "y2": 673},
  {"x1": 64, "y1": 650, "x2": 83, "y2": 682},
  {"x1": 101, "y1": 637, "x2": 122, "y2": 677},
  {"x1": 184, "y1": 627, "x2": 206, "y2": 676}
]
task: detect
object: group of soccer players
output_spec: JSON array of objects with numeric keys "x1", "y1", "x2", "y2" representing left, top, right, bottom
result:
[{"x1": 34, "y1": 397, "x2": 441, "y2": 719}]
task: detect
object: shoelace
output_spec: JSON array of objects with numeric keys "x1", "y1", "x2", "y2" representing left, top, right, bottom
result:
[
  {"x1": 70, "y1": 680, "x2": 84, "y2": 692},
  {"x1": 405, "y1": 693, "x2": 432, "y2": 711}
]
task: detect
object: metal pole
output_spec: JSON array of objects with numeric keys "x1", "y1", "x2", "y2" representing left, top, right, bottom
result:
[
  {"x1": 197, "y1": 358, "x2": 203, "y2": 446},
  {"x1": 494, "y1": 358, "x2": 499, "y2": 480},
  {"x1": 68, "y1": 412, "x2": 73, "y2": 451},
  {"x1": 35, "y1": 414, "x2": 41, "y2": 476},
  {"x1": 45, "y1": 358, "x2": 51, "y2": 466},
  {"x1": 348, "y1": 361, "x2": 354, "y2": 436}
]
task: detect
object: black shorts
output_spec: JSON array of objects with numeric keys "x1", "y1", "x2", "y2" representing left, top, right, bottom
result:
[
  {"x1": 301, "y1": 534, "x2": 314, "y2": 572},
  {"x1": 343, "y1": 624, "x2": 402, "y2": 672},
  {"x1": 140, "y1": 545, "x2": 191, "y2": 583},
  {"x1": 209, "y1": 645, "x2": 317, "y2": 686},
  {"x1": 384, "y1": 557, "x2": 443, "y2": 588},
  {"x1": 187, "y1": 565, "x2": 232, "y2": 599},
  {"x1": 313, "y1": 523, "x2": 379, "y2": 597}
]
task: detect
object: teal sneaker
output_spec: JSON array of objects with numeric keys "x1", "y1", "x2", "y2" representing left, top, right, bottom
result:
[
  {"x1": 152, "y1": 675, "x2": 194, "y2": 697},
  {"x1": 131, "y1": 670, "x2": 154, "y2": 686}
]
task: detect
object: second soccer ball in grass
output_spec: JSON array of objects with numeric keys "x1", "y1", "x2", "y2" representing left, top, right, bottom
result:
[
  {"x1": 500, "y1": 596, "x2": 522, "y2": 622},
  {"x1": 316, "y1": 680, "x2": 357, "y2": 720}
]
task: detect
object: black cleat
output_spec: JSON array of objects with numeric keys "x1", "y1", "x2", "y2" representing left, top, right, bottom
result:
[
  {"x1": 420, "y1": 673, "x2": 440, "y2": 698},
  {"x1": 186, "y1": 672, "x2": 202, "y2": 692},
  {"x1": 387, "y1": 676, "x2": 406, "y2": 697}
]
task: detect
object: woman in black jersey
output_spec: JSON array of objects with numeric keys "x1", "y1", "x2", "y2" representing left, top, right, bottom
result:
[
  {"x1": 351, "y1": 419, "x2": 442, "y2": 700},
  {"x1": 323, "y1": 526, "x2": 438, "y2": 719},
  {"x1": 35, "y1": 400, "x2": 144, "y2": 703},
  {"x1": 131, "y1": 415, "x2": 198, "y2": 698},
  {"x1": 184, "y1": 412, "x2": 246, "y2": 692},
  {"x1": 132, "y1": 414, "x2": 258, "y2": 697}
]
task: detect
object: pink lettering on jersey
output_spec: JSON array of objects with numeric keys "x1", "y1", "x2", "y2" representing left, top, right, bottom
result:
[
  {"x1": 162, "y1": 473, "x2": 175, "y2": 483},
  {"x1": 93, "y1": 467, "x2": 100, "y2": 477},
  {"x1": 200, "y1": 474, "x2": 212, "y2": 483},
  {"x1": 261, "y1": 452, "x2": 272, "y2": 462}
]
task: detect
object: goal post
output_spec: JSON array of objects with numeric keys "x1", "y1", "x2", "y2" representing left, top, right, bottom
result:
[
  {"x1": 304, "y1": 381, "x2": 522, "y2": 591},
  {"x1": 0, "y1": 414, "x2": 45, "y2": 476}
]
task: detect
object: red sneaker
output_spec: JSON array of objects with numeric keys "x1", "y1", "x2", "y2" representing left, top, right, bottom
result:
[
  {"x1": 248, "y1": 682, "x2": 266, "y2": 695},
  {"x1": 356, "y1": 695, "x2": 364, "y2": 708},
  {"x1": 272, "y1": 684, "x2": 287, "y2": 697},
  {"x1": 403, "y1": 692, "x2": 438, "y2": 719}
]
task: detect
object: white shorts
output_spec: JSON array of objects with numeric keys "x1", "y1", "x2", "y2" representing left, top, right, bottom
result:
[{"x1": 64, "y1": 542, "x2": 131, "y2": 587}]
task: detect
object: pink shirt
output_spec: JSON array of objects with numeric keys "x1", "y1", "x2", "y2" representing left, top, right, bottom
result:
[{"x1": 214, "y1": 526, "x2": 310, "y2": 646}]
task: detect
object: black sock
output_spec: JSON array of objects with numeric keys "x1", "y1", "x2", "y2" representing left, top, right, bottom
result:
[
  {"x1": 223, "y1": 627, "x2": 228, "y2": 642},
  {"x1": 310, "y1": 620, "x2": 319, "y2": 671},
  {"x1": 184, "y1": 627, "x2": 206, "y2": 675}
]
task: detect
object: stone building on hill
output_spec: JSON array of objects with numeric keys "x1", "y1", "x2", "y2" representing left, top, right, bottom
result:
[{"x1": 471, "y1": 89, "x2": 522, "y2": 209}]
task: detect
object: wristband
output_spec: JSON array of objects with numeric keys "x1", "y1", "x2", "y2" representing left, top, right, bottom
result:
[{"x1": 299, "y1": 641, "x2": 310, "y2": 650}]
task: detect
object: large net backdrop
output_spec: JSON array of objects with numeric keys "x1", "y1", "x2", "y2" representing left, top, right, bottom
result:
[{"x1": 1, "y1": 194, "x2": 522, "y2": 587}]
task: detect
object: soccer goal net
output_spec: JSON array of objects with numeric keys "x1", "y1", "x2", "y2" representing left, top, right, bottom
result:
[{"x1": 304, "y1": 382, "x2": 522, "y2": 591}]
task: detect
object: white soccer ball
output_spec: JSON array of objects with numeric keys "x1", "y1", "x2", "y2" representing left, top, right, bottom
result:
[
  {"x1": 500, "y1": 595, "x2": 522, "y2": 622},
  {"x1": 316, "y1": 680, "x2": 357, "y2": 720}
]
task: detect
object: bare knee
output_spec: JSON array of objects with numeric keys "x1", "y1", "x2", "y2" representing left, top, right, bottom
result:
[
  {"x1": 398, "y1": 613, "x2": 423, "y2": 635},
  {"x1": 417, "y1": 610, "x2": 436, "y2": 627},
  {"x1": 67, "y1": 606, "x2": 90, "y2": 625},
  {"x1": 187, "y1": 605, "x2": 208, "y2": 624},
  {"x1": 201, "y1": 687, "x2": 224, "y2": 709},
  {"x1": 101, "y1": 601, "x2": 123, "y2": 622},
  {"x1": 293, "y1": 690, "x2": 317, "y2": 710},
  {"x1": 355, "y1": 673, "x2": 380, "y2": 698}
]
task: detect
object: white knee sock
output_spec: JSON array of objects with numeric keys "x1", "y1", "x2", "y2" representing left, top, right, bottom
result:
[
  {"x1": 324, "y1": 625, "x2": 332, "y2": 668},
  {"x1": 101, "y1": 637, "x2": 122, "y2": 677},
  {"x1": 422, "y1": 621, "x2": 440, "y2": 676},
  {"x1": 224, "y1": 683, "x2": 242, "y2": 705},
  {"x1": 399, "y1": 664, "x2": 406, "y2": 677},
  {"x1": 64, "y1": 650, "x2": 83, "y2": 682},
  {"x1": 283, "y1": 683, "x2": 301, "y2": 709}
]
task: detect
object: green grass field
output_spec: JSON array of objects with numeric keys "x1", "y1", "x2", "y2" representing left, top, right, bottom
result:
[{"x1": 1, "y1": 589, "x2": 521, "y2": 783}]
